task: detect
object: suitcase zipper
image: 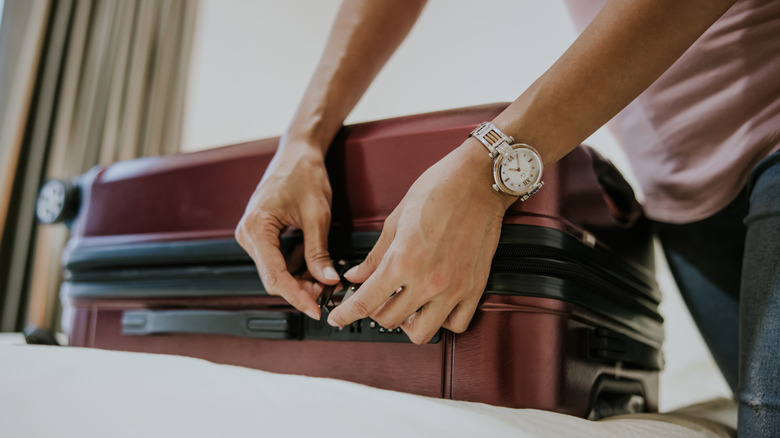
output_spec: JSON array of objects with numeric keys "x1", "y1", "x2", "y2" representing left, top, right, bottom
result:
[
  {"x1": 493, "y1": 244, "x2": 658, "y2": 304},
  {"x1": 489, "y1": 257, "x2": 661, "y2": 320}
]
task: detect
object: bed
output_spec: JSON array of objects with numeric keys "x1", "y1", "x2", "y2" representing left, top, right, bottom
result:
[{"x1": 0, "y1": 334, "x2": 735, "y2": 438}]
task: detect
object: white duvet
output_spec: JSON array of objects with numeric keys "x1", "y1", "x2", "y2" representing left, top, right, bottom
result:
[{"x1": 0, "y1": 339, "x2": 736, "y2": 438}]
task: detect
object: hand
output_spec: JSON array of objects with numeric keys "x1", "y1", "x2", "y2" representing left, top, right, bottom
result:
[
  {"x1": 327, "y1": 140, "x2": 515, "y2": 344},
  {"x1": 235, "y1": 139, "x2": 340, "y2": 320}
]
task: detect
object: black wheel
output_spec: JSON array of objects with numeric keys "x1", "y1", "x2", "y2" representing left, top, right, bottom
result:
[{"x1": 586, "y1": 375, "x2": 647, "y2": 420}]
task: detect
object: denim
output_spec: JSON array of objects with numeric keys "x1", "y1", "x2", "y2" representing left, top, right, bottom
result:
[
  {"x1": 739, "y1": 151, "x2": 780, "y2": 437},
  {"x1": 655, "y1": 189, "x2": 745, "y2": 391},
  {"x1": 655, "y1": 150, "x2": 780, "y2": 437}
]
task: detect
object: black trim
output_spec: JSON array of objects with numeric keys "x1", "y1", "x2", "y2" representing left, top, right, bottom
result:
[
  {"x1": 63, "y1": 230, "x2": 379, "y2": 272},
  {"x1": 484, "y1": 273, "x2": 662, "y2": 342},
  {"x1": 64, "y1": 226, "x2": 657, "y2": 291},
  {"x1": 64, "y1": 271, "x2": 662, "y2": 344},
  {"x1": 64, "y1": 239, "x2": 252, "y2": 272},
  {"x1": 490, "y1": 257, "x2": 659, "y2": 317},
  {"x1": 493, "y1": 226, "x2": 658, "y2": 302},
  {"x1": 585, "y1": 327, "x2": 663, "y2": 370},
  {"x1": 63, "y1": 225, "x2": 662, "y2": 342}
]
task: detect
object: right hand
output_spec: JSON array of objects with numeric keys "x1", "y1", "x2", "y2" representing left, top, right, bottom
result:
[{"x1": 235, "y1": 138, "x2": 340, "y2": 320}]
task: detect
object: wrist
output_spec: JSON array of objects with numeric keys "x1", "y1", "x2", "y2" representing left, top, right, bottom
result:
[
  {"x1": 459, "y1": 139, "x2": 518, "y2": 212},
  {"x1": 285, "y1": 104, "x2": 346, "y2": 157},
  {"x1": 468, "y1": 120, "x2": 546, "y2": 204},
  {"x1": 277, "y1": 129, "x2": 330, "y2": 161},
  {"x1": 264, "y1": 137, "x2": 328, "y2": 183}
]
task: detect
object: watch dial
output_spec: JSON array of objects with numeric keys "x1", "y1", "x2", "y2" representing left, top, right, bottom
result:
[{"x1": 498, "y1": 148, "x2": 541, "y2": 194}]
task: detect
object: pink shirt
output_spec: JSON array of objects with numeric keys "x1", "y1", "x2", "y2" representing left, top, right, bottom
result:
[{"x1": 565, "y1": 0, "x2": 780, "y2": 223}]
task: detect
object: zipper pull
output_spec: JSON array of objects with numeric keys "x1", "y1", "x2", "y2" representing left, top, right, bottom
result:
[{"x1": 317, "y1": 259, "x2": 351, "y2": 311}]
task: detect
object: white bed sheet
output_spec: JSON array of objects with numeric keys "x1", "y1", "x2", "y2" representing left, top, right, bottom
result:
[{"x1": 0, "y1": 339, "x2": 736, "y2": 438}]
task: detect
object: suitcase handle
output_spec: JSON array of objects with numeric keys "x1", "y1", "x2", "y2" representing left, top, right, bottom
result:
[
  {"x1": 121, "y1": 309, "x2": 301, "y2": 339},
  {"x1": 587, "y1": 147, "x2": 643, "y2": 227}
]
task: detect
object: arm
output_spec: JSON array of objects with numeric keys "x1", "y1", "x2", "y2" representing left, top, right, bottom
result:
[
  {"x1": 328, "y1": 0, "x2": 737, "y2": 343},
  {"x1": 235, "y1": 0, "x2": 427, "y2": 320},
  {"x1": 493, "y1": 0, "x2": 738, "y2": 167},
  {"x1": 286, "y1": 0, "x2": 427, "y2": 152}
]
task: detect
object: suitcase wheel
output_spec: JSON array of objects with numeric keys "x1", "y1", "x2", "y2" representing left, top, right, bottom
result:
[{"x1": 586, "y1": 375, "x2": 647, "y2": 420}]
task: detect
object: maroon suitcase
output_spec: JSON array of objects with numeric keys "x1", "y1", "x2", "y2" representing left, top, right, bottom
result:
[{"x1": 48, "y1": 103, "x2": 663, "y2": 419}]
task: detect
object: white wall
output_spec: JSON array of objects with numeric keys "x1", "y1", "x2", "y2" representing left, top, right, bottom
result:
[
  {"x1": 181, "y1": 0, "x2": 731, "y2": 411},
  {"x1": 182, "y1": 0, "x2": 599, "y2": 154}
]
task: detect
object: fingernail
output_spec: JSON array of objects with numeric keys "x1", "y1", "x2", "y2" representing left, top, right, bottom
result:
[
  {"x1": 326, "y1": 314, "x2": 339, "y2": 327},
  {"x1": 305, "y1": 309, "x2": 320, "y2": 320},
  {"x1": 323, "y1": 266, "x2": 340, "y2": 281},
  {"x1": 343, "y1": 266, "x2": 358, "y2": 279}
]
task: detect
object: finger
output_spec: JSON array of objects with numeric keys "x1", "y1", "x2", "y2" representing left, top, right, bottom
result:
[
  {"x1": 441, "y1": 293, "x2": 482, "y2": 334},
  {"x1": 438, "y1": 236, "x2": 494, "y2": 333},
  {"x1": 252, "y1": 227, "x2": 321, "y2": 320},
  {"x1": 327, "y1": 256, "x2": 404, "y2": 327},
  {"x1": 301, "y1": 209, "x2": 339, "y2": 285},
  {"x1": 295, "y1": 269, "x2": 316, "y2": 282},
  {"x1": 401, "y1": 299, "x2": 454, "y2": 345},
  {"x1": 343, "y1": 225, "x2": 395, "y2": 284},
  {"x1": 369, "y1": 284, "x2": 424, "y2": 330},
  {"x1": 297, "y1": 278, "x2": 326, "y2": 302}
]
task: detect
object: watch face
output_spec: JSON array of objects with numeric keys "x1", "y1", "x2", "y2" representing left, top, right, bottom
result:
[{"x1": 495, "y1": 146, "x2": 542, "y2": 195}]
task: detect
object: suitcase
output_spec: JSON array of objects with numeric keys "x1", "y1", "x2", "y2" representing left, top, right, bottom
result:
[{"x1": 48, "y1": 103, "x2": 663, "y2": 419}]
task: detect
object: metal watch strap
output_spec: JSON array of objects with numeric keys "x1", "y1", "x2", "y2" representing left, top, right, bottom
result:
[{"x1": 470, "y1": 121, "x2": 513, "y2": 158}]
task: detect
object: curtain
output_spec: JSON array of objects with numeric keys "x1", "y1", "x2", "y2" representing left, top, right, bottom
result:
[{"x1": 0, "y1": 0, "x2": 198, "y2": 332}]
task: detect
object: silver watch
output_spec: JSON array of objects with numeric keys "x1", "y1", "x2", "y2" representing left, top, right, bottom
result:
[{"x1": 470, "y1": 121, "x2": 544, "y2": 201}]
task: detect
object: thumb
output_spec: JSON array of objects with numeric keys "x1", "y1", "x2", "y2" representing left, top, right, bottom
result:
[
  {"x1": 302, "y1": 213, "x2": 339, "y2": 285},
  {"x1": 344, "y1": 225, "x2": 395, "y2": 284}
]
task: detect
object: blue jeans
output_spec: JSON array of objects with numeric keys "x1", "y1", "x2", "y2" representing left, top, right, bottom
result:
[{"x1": 655, "y1": 150, "x2": 780, "y2": 437}]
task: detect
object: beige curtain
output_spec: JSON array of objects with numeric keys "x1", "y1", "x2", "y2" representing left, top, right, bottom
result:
[
  {"x1": 0, "y1": 0, "x2": 198, "y2": 332},
  {"x1": 0, "y1": 0, "x2": 53, "y2": 332}
]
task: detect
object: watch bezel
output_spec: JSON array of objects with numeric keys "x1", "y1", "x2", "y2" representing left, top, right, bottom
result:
[{"x1": 492, "y1": 144, "x2": 544, "y2": 197}]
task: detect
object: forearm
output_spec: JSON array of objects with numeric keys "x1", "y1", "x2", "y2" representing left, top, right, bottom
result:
[
  {"x1": 492, "y1": 0, "x2": 737, "y2": 168},
  {"x1": 284, "y1": 0, "x2": 427, "y2": 154}
]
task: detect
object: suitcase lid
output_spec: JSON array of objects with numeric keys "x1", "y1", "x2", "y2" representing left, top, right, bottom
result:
[
  {"x1": 59, "y1": 103, "x2": 653, "y2": 271},
  {"x1": 56, "y1": 104, "x2": 661, "y2": 341}
]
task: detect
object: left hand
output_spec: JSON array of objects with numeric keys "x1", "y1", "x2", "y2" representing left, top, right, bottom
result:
[{"x1": 327, "y1": 139, "x2": 515, "y2": 344}]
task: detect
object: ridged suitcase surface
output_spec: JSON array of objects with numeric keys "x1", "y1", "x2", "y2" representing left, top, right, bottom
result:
[{"x1": 56, "y1": 103, "x2": 663, "y2": 419}]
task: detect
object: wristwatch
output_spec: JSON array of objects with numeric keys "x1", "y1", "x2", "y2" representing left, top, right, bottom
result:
[{"x1": 470, "y1": 121, "x2": 544, "y2": 201}]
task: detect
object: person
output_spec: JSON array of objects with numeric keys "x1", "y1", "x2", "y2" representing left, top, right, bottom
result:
[{"x1": 235, "y1": 0, "x2": 780, "y2": 435}]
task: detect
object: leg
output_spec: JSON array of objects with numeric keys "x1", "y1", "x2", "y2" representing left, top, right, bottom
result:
[
  {"x1": 738, "y1": 151, "x2": 780, "y2": 437},
  {"x1": 655, "y1": 192, "x2": 746, "y2": 391}
]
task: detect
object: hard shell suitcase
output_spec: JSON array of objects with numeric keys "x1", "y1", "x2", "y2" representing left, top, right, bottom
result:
[{"x1": 48, "y1": 103, "x2": 663, "y2": 419}]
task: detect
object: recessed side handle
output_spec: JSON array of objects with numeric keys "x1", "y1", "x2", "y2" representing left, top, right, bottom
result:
[{"x1": 121, "y1": 309, "x2": 301, "y2": 340}]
